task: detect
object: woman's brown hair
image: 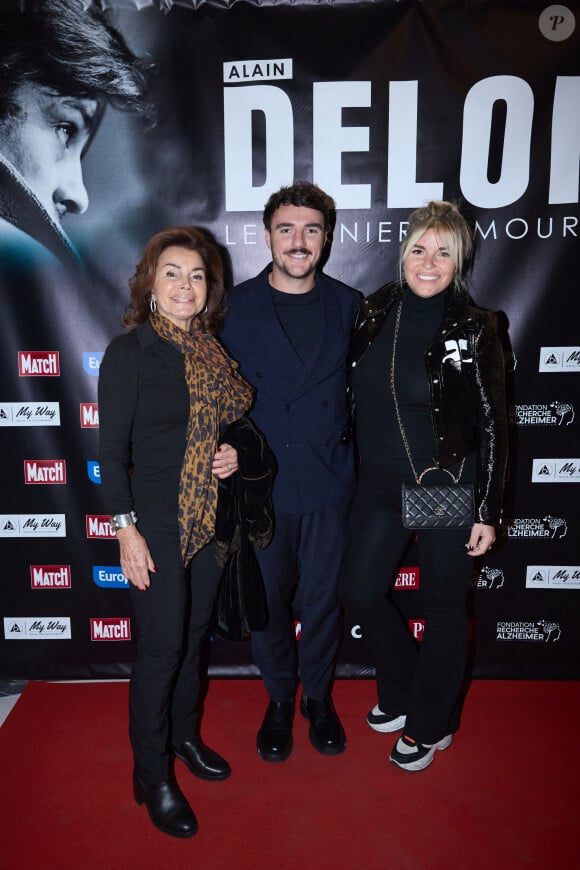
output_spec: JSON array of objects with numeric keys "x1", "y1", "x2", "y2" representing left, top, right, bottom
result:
[{"x1": 122, "y1": 226, "x2": 226, "y2": 334}]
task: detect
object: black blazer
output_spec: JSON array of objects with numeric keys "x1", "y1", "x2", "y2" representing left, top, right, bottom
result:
[{"x1": 221, "y1": 265, "x2": 361, "y2": 514}]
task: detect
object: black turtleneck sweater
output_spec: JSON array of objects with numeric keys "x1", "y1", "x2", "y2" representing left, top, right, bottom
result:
[{"x1": 353, "y1": 287, "x2": 448, "y2": 484}]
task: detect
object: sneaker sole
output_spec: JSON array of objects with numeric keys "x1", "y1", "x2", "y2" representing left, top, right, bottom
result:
[
  {"x1": 389, "y1": 734, "x2": 453, "y2": 772},
  {"x1": 366, "y1": 713, "x2": 406, "y2": 734}
]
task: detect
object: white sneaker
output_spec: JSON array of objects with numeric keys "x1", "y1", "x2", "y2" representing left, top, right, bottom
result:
[
  {"x1": 366, "y1": 705, "x2": 407, "y2": 733},
  {"x1": 389, "y1": 733, "x2": 453, "y2": 772}
]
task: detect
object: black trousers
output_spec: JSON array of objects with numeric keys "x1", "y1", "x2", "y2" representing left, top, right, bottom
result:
[
  {"x1": 128, "y1": 513, "x2": 223, "y2": 784},
  {"x1": 252, "y1": 502, "x2": 351, "y2": 702},
  {"x1": 338, "y1": 479, "x2": 471, "y2": 744}
]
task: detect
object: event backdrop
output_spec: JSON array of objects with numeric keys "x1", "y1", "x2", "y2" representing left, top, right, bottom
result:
[{"x1": 1, "y1": 0, "x2": 579, "y2": 679}]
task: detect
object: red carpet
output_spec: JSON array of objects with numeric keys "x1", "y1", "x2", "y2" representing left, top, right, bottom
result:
[{"x1": 1, "y1": 679, "x2": 577, "y2": 869}]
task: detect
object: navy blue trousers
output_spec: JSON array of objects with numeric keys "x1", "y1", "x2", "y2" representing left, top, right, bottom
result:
[
  {"x1": 339, "y1": 479, "x2": 471, "y2": 744},
  {"x1": 253, "y1": 501, "x2": 351, "y2": 702},
  {"x1": 129, "y1": 513, "x2": 223, "y2": 784}
]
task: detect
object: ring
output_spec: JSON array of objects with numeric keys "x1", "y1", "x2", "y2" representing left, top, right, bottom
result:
[{"x1": 227, "y1": 464, "x2": 232, "y2": 471}]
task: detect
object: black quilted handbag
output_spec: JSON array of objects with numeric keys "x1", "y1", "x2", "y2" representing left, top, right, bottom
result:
[{"x1": 401, "y1": 478, "x2": 474, "y2": 529}]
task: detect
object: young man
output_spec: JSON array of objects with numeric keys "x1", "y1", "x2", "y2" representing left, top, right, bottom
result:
[
  {"x1": 0, "y1": 0, "x2": 148, "y2": 269},
  {"x1": 221, "y1": 182, "x2": 360, "y2": 761}
]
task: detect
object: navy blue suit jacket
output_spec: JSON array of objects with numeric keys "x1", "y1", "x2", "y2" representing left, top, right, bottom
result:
[{"x1": 221, "y1": 265, "x2": 360, "y2": 514}]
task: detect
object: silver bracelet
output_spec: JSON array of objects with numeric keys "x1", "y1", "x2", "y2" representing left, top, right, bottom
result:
[{"x1": 110, "y1": 511, "x2": 138, "y2": 532}]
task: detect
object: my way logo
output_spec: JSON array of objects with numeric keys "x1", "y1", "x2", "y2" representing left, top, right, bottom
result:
[
  {"x1": 510, "y1": 401, "x2": 575, "y2": 426},
  {"x1": 80, "y1": 403, "x2": 99, "y2": 428},
  {"x1": 4, "y1": 617, "x2": 71, "y2": 640},
  {"x1": 504, "y1": 516, "x2": 567, "y2": 539},
  {"x1": 24, "y1": 459, "x2": 66, "y2": 485},
  {"x1": 86, "y1": 515, "x2": 115, "y2": 539},
  {"x1": 497, "y1": 620, "x2": 561, "y2": 642},
  {"x1": 82, "y1": 352, "x2": 103, "y2": 376},
  {"x1": 526, "y1": 566, "x2": 580, "y2": 589},
  {"x1": 90, "y1": 617, "x2": 131, "y2": 641},
  {"x1": 92, "y1": 566, "x2": 129, "y2": 589},
  {"x1": 0, "y1": 515, "x2": 66, "y2": 537},
  {"x1": 539, "y1": 347, "x2": 580, "y2": 372},
  {"x1": 0, "y1": 403, "x2": 60, "y2": 427},
  {"x1": 532, "y1": 460, "x2": 580, "y2": 482},
  {"x1": 30, "y1": 565, "x2": 72, "y2": 589},
  {"x1": 18, "y1": 351, "x2": 60, "y2": 377}
]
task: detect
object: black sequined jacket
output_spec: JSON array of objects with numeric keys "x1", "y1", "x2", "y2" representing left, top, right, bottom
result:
[{"x1": 349, "y1": 282, "x2": 508, "y2": 526}]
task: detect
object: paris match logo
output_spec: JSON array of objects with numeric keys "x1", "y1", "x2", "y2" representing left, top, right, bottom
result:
[
  {"x1": 86, "y1": 515, "x2": 115, "y2": 539},
  {"x1": 18, "y1": 351, "x2": 60, "y2": 377},
  {"x1": 80, "y1": 403, "x2": 99, "y2": 428},
  {"x1": 24, "y1": 459, "x2": 66, "y2": 484},
  {"x1": 90, "y1": 617, "x2": 131, "y2": 641},
  {"x1": 30, "y1": 565, "x2": 72, "y2": 589}
]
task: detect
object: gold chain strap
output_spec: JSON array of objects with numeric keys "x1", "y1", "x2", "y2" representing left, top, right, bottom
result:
[{"x1": 389, "y1": 299, "x2": 465, "y2": 486}]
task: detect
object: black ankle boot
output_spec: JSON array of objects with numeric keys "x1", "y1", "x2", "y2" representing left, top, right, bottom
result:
[
  {"x1": 133, "y1": 771, "x2": 198, "y2": 838},
  {"x1": 172, "y1": 738, "x2": 231, "y2": 781}
]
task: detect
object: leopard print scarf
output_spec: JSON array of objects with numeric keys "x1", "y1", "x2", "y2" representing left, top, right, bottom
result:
[{"x1": 150, "y1": 312, "x2": 253, "y2": 565}]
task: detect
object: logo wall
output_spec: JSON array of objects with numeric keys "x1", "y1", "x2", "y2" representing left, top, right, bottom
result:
[
  {"x1": 18, "y1": 351, "x2": 60, "y2": 377},
  {"x1": 539, "y1": 347, "x2": 580, "y2": 371},
  {"x1": 510, "y1": 401, "x2": 575, "y2": 426},
  {"x1": 532, "y1": 460, "x2": 580, "y2": 482},
  {"x1": 496, "y1": 620, "x2": 561, "y2": 642},
  {"x1": 4, "y1": 617, "x2": 71, "y2": 639},
  {"x1": 474, "y1": 566, "x2": 505, "y2": 590},
  {"x1": 0, "y1": 515, "x2": 66, "y2": 537},
  {"x1": 24, "y1": 460, "x2": 66, "y2": 484},
  {"x1": 90, "y1": 618, "x2": 131, "y2": 641},
  {"x1": 80, "y1": 403, "x2": 99, "y2": 428},
  {"x1": 82, "y1": 352, "x2": 103, "y2": 376},
  {"x1": 30, "y1": 566, "x2": 71, "y2": 589},
  {"x1": 526, "y1": 566, "x2": 580, "y2": 589},
  {"x1": 0, "y1": 403, "x2": 60, "y2": 426},
  {"x1": 92, "y1": 567, "x2": 129, "y2": 588},
  {"x1": 504, "y1": 516, "x2": 568, "y2": 539},
  {"x1": 86, "y1": 516, "x2": 115, "y2": 539}
]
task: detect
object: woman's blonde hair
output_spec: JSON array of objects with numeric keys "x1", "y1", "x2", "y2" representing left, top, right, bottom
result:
[{"x1": 399, "y1": 201, "x2": 474, "y2": 292}]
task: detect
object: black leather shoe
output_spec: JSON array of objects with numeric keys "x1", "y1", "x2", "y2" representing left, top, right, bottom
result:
[
  {"x1": 172, "y1": 738, "x2": 231, "y2": 781},
  {"x1": 300, "y1": 695, "x2": 346, "y2": 755},
  {"x1": 133, "y1": 771, "x2": 198, "y2": 838},
  {"x1": 256, "y1": 700, "x2": 295, "y2": 762}
]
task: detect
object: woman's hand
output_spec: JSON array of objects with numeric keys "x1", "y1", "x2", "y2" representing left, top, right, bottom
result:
[
  {"x1": 212, "y1": 442, "x2": 238, "y2": 479},
  {"x1": 116, "y1": 524, "x2": 157, "y2": 591},
  {"x1": 466, "y1": 523, "x2": 496, "y2": 557}
]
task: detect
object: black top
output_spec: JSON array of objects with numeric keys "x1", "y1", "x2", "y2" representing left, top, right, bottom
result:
[
  {"x1": 354, "y1": 287, "x2": 475, "y2": 484},
  {"x1": 269, "y1": 284, "x2": 321, "y2": 365},
  {"x1": 98, "y1": 321, "x2": 189, "y2": 516}
]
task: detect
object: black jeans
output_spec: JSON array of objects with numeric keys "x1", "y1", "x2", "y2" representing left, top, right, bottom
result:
[
  {"x1": 339, "y1": 478, "x2": 471, "y2": 744},
  {"x1": 129, "y1": 513, "x2": 223, "y2": 783}
]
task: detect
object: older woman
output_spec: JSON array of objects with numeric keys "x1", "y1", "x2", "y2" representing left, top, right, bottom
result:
[
  {"x1": 98, "y1": 227, "x2": 253, "y2": 836},
  {"x1": 339, "y1": 201, "x2": 507, "y2": 772}
]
